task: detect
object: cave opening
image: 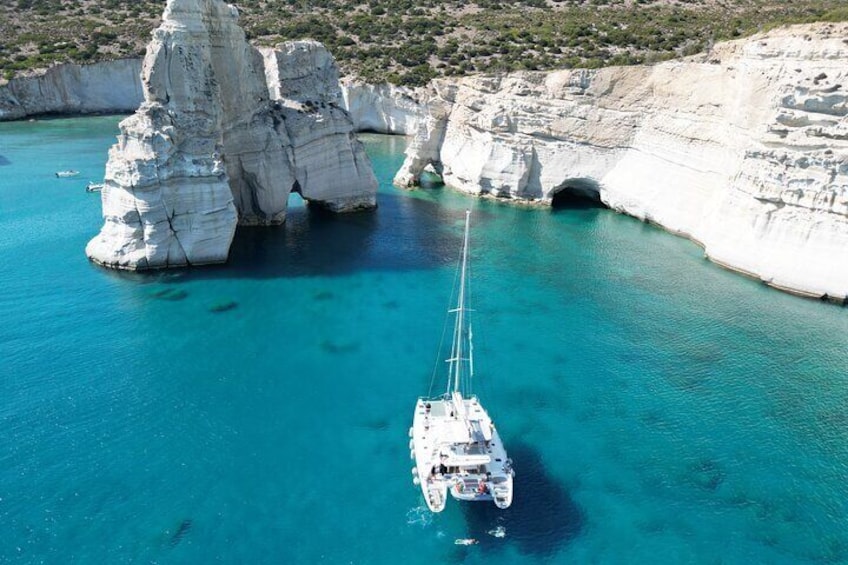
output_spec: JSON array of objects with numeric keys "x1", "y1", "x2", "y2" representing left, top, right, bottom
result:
[
  {"x1": 419, "y1": 170, "x2": 444, "y2": 188},
  {"x1": 550, "y1": 178, "x2": 606, "y2": 210},
  {"x1": 418, "y1": 162, "x2": 444, "y2": 188},
  {"x1": 286, "y1": 181, "x2": 308, "y2": 215}
]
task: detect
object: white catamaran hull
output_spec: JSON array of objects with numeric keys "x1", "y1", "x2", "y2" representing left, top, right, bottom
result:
[
  {"x1": 411, "y1": 396, "x2": 513, "y2": 513},
  {"x1": 408, "y1": 211, "x2": 514, "y2": 513}
]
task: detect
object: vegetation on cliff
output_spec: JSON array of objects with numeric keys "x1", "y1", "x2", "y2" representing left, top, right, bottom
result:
[{"x1": 1, "y1": 0, "x2": 847, "y2": 85}]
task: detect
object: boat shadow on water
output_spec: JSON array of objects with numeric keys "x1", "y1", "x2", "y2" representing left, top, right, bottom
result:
[{"x1": 459, "y1": 441, "x2": 585, "y2": 558}]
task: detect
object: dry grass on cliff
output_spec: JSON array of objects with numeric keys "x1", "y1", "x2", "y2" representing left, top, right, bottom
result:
[{"x1": 1, "y1": 0, "x2": 847, "y2": 86}]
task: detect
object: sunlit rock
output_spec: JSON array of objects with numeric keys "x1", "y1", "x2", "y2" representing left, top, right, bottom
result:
[
  {"x1": 87, "y1": 0, "x2": 376, "y2": 270},
  {"x1": 397, "y1": 23, "x2": 848, "y2": 300}
]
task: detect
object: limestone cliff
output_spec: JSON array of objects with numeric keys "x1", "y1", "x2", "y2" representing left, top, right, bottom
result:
[
  {"x1": 397, "y1": 23, "x2": 848, "y2": 301},
  {"x1": 0, "y1": 59, "x2": 143, "y2": 120},
  {"x1": 340, "y1": 80, "x2": 424, "y2": 135},
  {"x1": 86, "y1": 0, "x2": 376, "y2": 270},
  {"x1": 262, "y1": 42, "x2": 378, "y2": 214}
]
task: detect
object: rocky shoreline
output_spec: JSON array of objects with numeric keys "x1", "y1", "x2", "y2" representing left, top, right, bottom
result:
[
  {"x1": 0, "y1": 59, "x2": 144, "y2": 121},
  {"x1": 3, "y1": 4, "x2": 846, "y2": 301},
  {"x1": 388, "y1": 23, "x2": 848, "y2": 302}
]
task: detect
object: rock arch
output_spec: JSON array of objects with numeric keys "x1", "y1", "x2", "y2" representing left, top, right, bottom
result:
[{"x1": 418, "y1": 162, "x2": 444, "y2": 187}]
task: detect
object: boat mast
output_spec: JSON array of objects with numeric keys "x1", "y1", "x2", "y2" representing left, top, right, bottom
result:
[{"x1": 448, "y1": 210, "x2": 471, "y2": 396}]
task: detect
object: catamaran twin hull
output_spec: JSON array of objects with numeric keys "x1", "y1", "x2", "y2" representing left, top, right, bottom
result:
[
  {"x1": 410, "y1": 395, "x2": 514, "y2": 513},
  {"x1": 408, "y1": 211, "x2": 514, "y2": 513}
]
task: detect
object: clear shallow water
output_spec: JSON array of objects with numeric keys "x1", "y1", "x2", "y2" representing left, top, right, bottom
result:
[{"x1": 1, "y1": 116, "x2": 847, "y2": 564}]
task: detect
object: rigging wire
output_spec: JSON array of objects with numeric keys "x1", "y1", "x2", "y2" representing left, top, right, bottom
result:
[
  {"x1": 464, "y1": 227, "x2": 474, "y2": 397},
  {"x1": 427, "y1": 206, "x2": 480, "y2": 401},
  {"x1": 427, "y1": 227, "x2": 464, "y2": 399},
  {"x1": 464, "y1": 203, "x2": 478, "y2": 398}
]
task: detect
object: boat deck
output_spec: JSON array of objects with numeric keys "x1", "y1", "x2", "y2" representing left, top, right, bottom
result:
[{"x1": 411, "y1": 395, "x2": 513, "y2": 510}]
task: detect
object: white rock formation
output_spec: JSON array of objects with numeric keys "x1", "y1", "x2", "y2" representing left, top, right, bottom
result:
[
  {"x1": 340, "y1": 80, "x2": 424, "y2": 135},
  {"x1": 86, "y1": 0, "x2": 376, "y2": 270},
  {"x1": 262, "y1": 42, "x2": 378, "y2": 213},
  {"x1": 0, "y1": 59, "x2": 143, "y2": 121},
  {"x1": 397, "y1": 23, "x2": 848, "y2": 300},
  {"x1": 0, "y1": 57, "x2": 426, "y2": 139}
]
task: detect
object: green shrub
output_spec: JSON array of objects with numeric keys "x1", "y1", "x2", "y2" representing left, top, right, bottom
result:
[{"x1": 2, "y1": 0, "x2": 847, "y2": 83}]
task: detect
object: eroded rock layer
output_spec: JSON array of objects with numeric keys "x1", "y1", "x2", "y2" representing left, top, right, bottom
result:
[
  {"x1": 86, "y1": 0, "x2": 376, "y2": 270},
  {"x1": 263, "y1": 43, "x2": 378, "y2": 213},
  {"x1": 396, "y1": 23, "x2": 848, "y2": 300},
  {"x1": 0, "y1": 59, "x2": 143, "y2": 121},
  {"x1": 340, "y1": 80, "x2": 424, "y2": 135}
]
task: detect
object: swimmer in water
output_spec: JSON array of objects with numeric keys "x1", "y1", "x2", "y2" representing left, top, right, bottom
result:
[{"x1": 487, "y1": 526, "x2": 506, "y2": 538}]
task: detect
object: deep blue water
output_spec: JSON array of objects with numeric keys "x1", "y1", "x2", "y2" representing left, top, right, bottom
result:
[{"x1": 1, "y1": 116, "x2": 847, "y2": 564}]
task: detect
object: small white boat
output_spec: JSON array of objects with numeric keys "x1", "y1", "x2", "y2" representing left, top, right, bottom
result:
[
  {"x1": 454, "y1": 538, "x2": 478, "y2": 546},
  {"x1": 410, "y1": 211, "x2": 514, "y2": 513},
  {"x1": 55, "y1": 170, "x2": 80, "y2": 178},
  {"x1": 86, "y1": 182, "x2": 104, "y2": 192}
]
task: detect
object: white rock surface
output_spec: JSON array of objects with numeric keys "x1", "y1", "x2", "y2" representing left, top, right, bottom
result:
[
  {"x1": 87, "y1": 0, "x2": 376, "y2": 270},
  {"x1": 263, "y1": 42, "x2": 378, "y2": 212},
  {"x1": 397, "y1": 23, "x2": 848, "y2": 300},
  {"x1": 341, "y1": 80, "x2": 424, "y2": 135},
  {"x1": 0, "y1": 59, "x2": 143, "y2": 120}
]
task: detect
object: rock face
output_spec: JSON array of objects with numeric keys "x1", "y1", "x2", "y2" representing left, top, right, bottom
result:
[
  {"x1": 0, "y1": 59, "x2": 143, "y2": 121},
  {"x1": 86, "y1": 0, "x2": 376, "y2": 270},
  {"x1": 340, "y1": 80, "x2": 424, "y2": 135},
  {"x1": 397, "y1": 23, "x2": 848, "y2": 300},
  {"x1": 262, "y1": 43, "x2": 378, "y2": 214}
]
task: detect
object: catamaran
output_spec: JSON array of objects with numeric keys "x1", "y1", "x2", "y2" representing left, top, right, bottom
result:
[{"x1": 409, "y1": 210, "x2": 514, "y2": 513}]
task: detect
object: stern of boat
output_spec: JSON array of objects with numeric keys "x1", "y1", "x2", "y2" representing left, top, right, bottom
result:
[
  {"x1": 491, "y1": 472, "x2": 513, "y2": 509},
  {"x1": 422, "y1": 479, "x2": 448, "y2": 512}
]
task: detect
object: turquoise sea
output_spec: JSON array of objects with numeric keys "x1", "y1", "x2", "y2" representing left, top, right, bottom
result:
[{"x1": 1, "y1": 115, "x2": 847, "y2": 564}]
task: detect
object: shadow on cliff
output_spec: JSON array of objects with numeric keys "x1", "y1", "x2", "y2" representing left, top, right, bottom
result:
[
  {"x1": 550, "y1": 184, "x2": 607, "y2": 211},
  {"x1": 456, "y1": 441, "x2": 585, "y2": 559},
  {"x1": 190, "y1": 190, "x2": 467, "y2": 281}
]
